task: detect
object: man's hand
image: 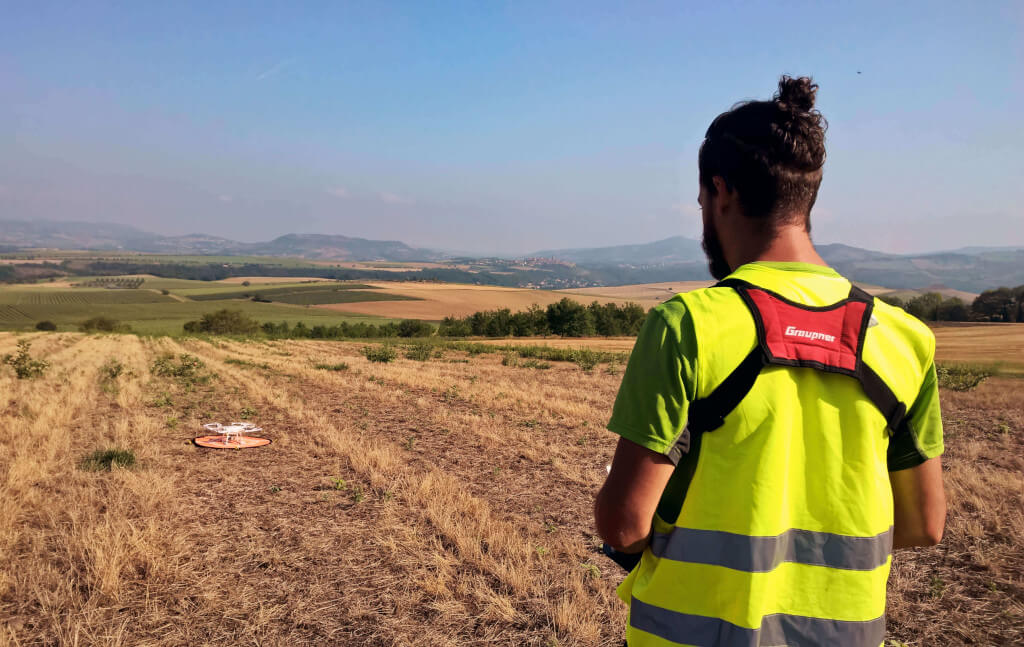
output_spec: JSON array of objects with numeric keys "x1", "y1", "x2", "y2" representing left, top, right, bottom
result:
[
  {"x1": 594, "y1": 437, "x2": 676, "y2": 553},
  {"x1": 890, "y1": 456, "x2": 946, "y2": 548}
]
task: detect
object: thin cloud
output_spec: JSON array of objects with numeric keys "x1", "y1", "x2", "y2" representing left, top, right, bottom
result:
[
  {"x1": 326, "y1": 187, "x2": 350, "y2": 198},
  {"x1": 256, "y1": 58, "x2": 295, "y2": 81},
  {"x1": 379, "y1": 191, "x2": 413, "y2": 205},
  {"x1": 670, "y1": 202, "x2": 700, "y2": 218},
  {"x1": 218, "y1": 194, "x2": 233, "y2": 203}
]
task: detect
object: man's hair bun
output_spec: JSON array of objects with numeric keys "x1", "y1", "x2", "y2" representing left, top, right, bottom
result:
[{"x1": 774, "y1": 75, "x2": 818, "y2": 113}]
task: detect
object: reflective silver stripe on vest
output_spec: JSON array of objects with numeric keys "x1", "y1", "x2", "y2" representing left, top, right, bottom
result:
[
  {"x1": 630, "y1": 597, "x2": 885, "y2": 647},
  {"x1": 649, "y1": 526, "x2": 892, "y2": 572}
]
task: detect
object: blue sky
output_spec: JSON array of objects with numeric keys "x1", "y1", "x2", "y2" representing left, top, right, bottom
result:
[{"x1": 1, "y1": 1, "x2": 1021, "y2": 254}]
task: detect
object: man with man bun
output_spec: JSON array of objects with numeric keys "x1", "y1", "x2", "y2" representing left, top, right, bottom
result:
[{"x1": 594, "y1": 76, "x2": 946, "y2": 646}]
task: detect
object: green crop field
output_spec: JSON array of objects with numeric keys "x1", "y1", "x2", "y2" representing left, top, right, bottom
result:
[
  {"x1": 0, "y1": 283, "x2": 398, "y2": 335},
  {"x1": 177, "y1": 282, "x2": 374, "y2": 299},
  {"x1": 0, "y1": 289, "x2": 176, "y2": 306},
  {"x1": 182, "y1": 283, "x2": 416, "y2": 306}
]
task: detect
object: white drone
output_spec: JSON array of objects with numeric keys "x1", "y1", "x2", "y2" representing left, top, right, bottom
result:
[{"x1": 203, "y1": 421, "x2": 262, "y2": 445}]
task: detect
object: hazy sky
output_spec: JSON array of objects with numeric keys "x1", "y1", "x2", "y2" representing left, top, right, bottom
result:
[{"x1": 2, "y1": 2, "x2": 1022, "y2": 255}]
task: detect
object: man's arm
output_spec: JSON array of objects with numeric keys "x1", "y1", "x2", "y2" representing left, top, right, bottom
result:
[
  {"x1": 594, "y1": 437, "x2": 676, "y2": 553},
  {"x1": 890, "y1": 456, "x2": 946, "y2": 548}
]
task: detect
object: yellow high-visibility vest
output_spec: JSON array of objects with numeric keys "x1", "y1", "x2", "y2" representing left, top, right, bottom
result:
[{"x1": 619, "y1": 265, "x2": 935, "y2": 647}]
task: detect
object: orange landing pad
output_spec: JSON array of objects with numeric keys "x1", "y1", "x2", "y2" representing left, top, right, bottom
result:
[{"x1": 193, "y1": 435, "x2": 272, "y2": 449}]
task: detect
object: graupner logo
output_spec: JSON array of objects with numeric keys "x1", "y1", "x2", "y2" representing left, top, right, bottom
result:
[{"x1": 784, "y1": 325, "x2": 836, "y2": 343}]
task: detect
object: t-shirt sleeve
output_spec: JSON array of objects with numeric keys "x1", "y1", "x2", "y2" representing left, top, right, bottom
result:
[
  {"x1": 887, "y1": 362, "x2": 945, "y2": 472},
  {"x1": 607, "y1": 304, "x2": 697, "y2": 455}
]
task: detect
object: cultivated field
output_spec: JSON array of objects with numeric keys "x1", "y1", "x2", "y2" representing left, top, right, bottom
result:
[
  {"x1": 318, "y1": 282, "x2": 644, "y2": 319},
  {"x1": 0, "y1": 330, "x2": 1020, "y2": 645},
  {"x1": 0, "y1": 279, "x2": 401, "y2": 335},
  {"x1": 932, "y1": 323, "x2": 1024, "y2": 375}
]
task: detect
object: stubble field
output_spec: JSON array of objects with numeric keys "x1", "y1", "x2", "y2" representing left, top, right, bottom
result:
[
  {"x1": 318, "y1": 283, "x2": 645, "y2": 319},
  {"x1": 0, "y1": 331, "x2": 1021, "y2": 646}
]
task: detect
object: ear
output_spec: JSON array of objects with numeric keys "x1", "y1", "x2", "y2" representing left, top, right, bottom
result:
[{"x1": 711, "y1": 176, "x2": 732, "y2": 203}]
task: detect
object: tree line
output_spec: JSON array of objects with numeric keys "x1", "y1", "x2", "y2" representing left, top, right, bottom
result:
[
  {"x1": 183, "y1": 309, "x2": 433, "y2": 338},
  {"x1": 438, "y1": 298, "x2": 647, "y2": 337},
  {"x1": 880, "y1": 285, "x2": 1024, "y2": 322}
]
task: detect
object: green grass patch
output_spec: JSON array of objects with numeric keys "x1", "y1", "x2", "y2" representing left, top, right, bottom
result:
[
  {"x1": 314, "y1": 362, "x2": 350, "y2": 371},
  {"x1": 224, "y1": 357, "x2": 271, "y2": 369},
  {"x1": 434, "y1": 340, "x2": 628, "y2": 367},
  {"x1": 0, "y1": 290, "x2": 397, "y2": 335},
  {"x1": 936, "y1": 362, "x2": 998, "y2": 391},
  {"x1": 80, "y1": 448, "x2": 136, "y2": 471}
]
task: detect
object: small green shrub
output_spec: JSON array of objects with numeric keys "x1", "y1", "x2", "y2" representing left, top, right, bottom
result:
[
  {"x1": 34, "y1": 320, "x2": 57, "y2": 331},
  {"x1": 80, "y1": 448, "x2": 136, "y2": 471},
  {"x1": 570, "y1": 349, "x2": 599, "y2": 371},
  {"x1": 79, "y1": 316, "x2": 131, "y2": 333},
  {"x1": 315, "y1": 362, "x2": 349, "y2": 371},
  {"x1": 362, "y1": 345, "x2": 397, "y2": 363},
  {"x1": 404, "y1": 344, "x2": 433, "y2": 361},
  {"x1": 3, "y1": 340, "x2": 49, "y2": 379},
  {"x1": 350, "y1": 485, "x2": 364, "y2": 503},
  {"x1": 501, "y1": 353, "x2": 518, "y2": 367},
  {"x1": 151, "y1": 353, "x2": 211, "y2": 388},
  {"x1": 100, "y1": 358, "x2": 125, "y2": 380},
  {"x1": 182, "y1": 309, "x2": 259, "y2": 335},
  {"x1": 935, "y1": 363, "x2": 996, "y2": 392},
  {"x1": 150, "y1": 393, "x2": 173, "y2": 407}
]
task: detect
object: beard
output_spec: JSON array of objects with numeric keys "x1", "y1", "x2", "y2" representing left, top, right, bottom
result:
[{"x1": 701, "y1": 216, "x2": 732, "y2": 281}]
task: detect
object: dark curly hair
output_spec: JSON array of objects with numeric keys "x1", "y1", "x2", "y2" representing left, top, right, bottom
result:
[{"x1": 698, "y1": 75, "x2": 827, "y2": 230}]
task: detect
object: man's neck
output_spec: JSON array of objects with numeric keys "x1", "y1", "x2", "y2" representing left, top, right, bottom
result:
[{"x1": 729, "y1": 225, "x2": 827, "y2": 270}]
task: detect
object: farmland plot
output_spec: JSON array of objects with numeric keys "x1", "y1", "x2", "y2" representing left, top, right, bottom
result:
[{"x1": 0, "y1": 333, "x2": 1020, "y2": 645}]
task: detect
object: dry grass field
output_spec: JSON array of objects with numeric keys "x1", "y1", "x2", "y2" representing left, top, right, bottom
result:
[
  {"x1": 932, "y1": 323, "x2": 1024, "y2": 375},
  {"x1": 0, "y1": 330, "x2": 1020, "y2": 645},
  {"x1": 319, "y1": 282, "x2": 641, "y2": 320}
]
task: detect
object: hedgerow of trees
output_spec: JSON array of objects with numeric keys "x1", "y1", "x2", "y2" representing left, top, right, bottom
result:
[
  {"x1": 879, "y1": 285, "x2": 1024, "y2": 322},
  {"x1": 439, "y1": 298, "x2": 647, "y2": 338},
  {"x1": 182, "y1": 309, "x2": 435, "y2": 338}
]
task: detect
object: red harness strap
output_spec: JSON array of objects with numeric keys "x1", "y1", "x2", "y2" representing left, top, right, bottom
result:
[
  {"x1": 669, "y1": 279, "x2": 908, "y2": 465},
  {"x1": 740, "y1": 285, "x2": 870, "y2": 375}
]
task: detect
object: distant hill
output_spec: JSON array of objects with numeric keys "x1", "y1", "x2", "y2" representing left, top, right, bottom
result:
[
  {"x1": 0, "y1": 220, "x2": 445, "y2": 262},
  {"x1": 239, "y1": 234, "x2": 440, "y2": 262},
  {"x1": 2, "y1": 220, "x2": 1021, "y2": 292},
  {"x1": 534, "y1": 235, "x2": 704, "y2": 264},
  {"x1": 533, "y1": 237, "x2": 1024, "y2": 293}
]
